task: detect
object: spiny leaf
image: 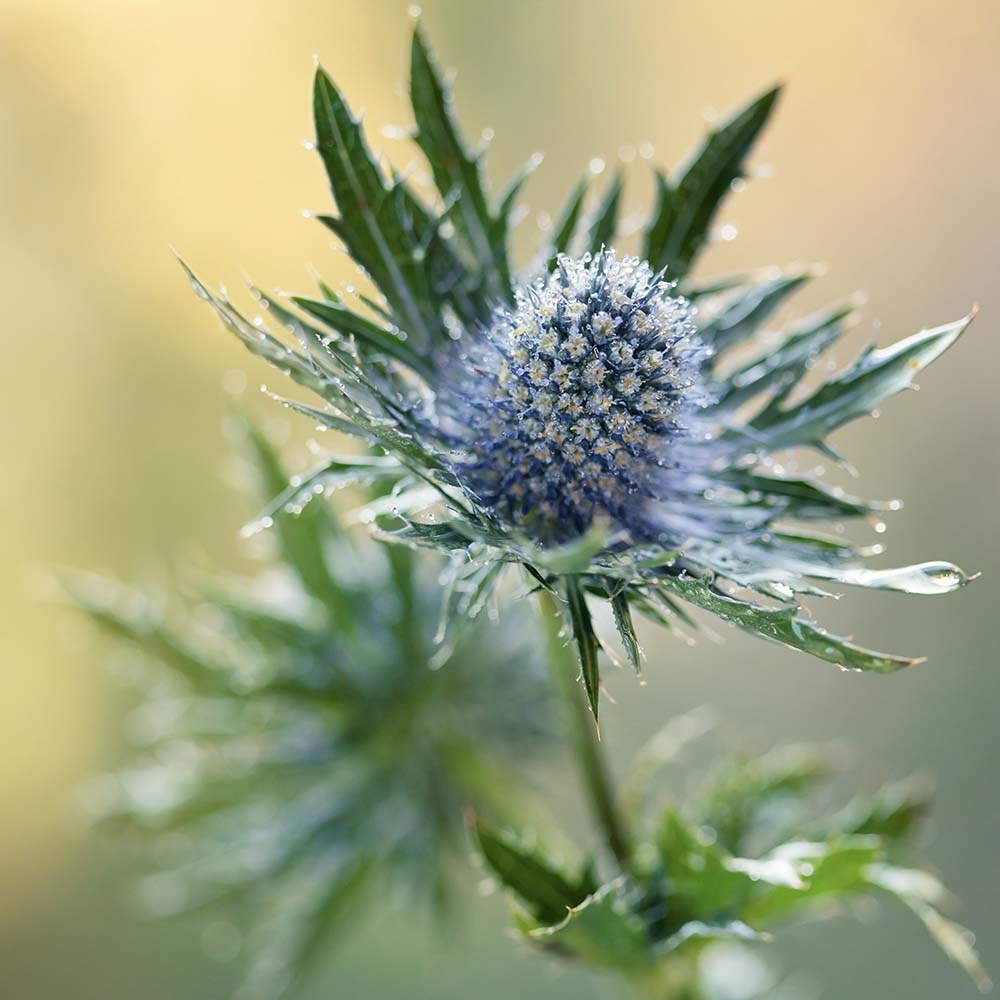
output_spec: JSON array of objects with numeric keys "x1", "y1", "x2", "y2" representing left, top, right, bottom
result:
[
  {"x1": 292, "y1": 295, "x2": 432, "y2": 379},
  {"x1": 740, "y1": 311, "x2": 975, "y2": 454},
  {"x1": 653, "y1": 574, "x2": 921, "y2": 673},
  {"x1": 473, "y1": 822, "x2": 593, "y2": 925},
  {"x1": 659, "y1": 919, "x2": 763, "y2": 955},
  {"x1": 586, "y1": 170, "x2": 623, "y2": 254},
  {"x1": 700, "y1": 267, "x2": 814, "y2": 354},
  {"x1": 60, "y1": 574, "x2": 226, "y2": 692},
  {"x1": 529, "y1": 881, "x2": 652, "y2": 971},
  {"x1": 374, "y1": 518, "x2": 474, "y2": 552},
  {"x1": 239, "y1": 418, "x2": 351, "y2": 614},
  {"x1": 409, "y1": 24, "x2": 513, "y2": 301},
  {"x1": 313, "y1": 66, "x2": 444, "y2": 350},
  {"x1": 564, "y1": 576, "x2": 603, "y2": 721},
  {"x1": 717, "y1": 469, "x2": 889, "y2": 520},
  {"x1": 742, "y1": 837, "x2": 884, "y2": 923},
  {"x1": 713, "y1": 298, "x2": 860, "y2": 412},
  {"x1": 547, "y1": 177, "x2": 588, "y2": 266},
  {"x1": 609, "y1": 591, "x2": 642, "y2": 674},
  {"x1": 644, "y1": 86, "x2": 781, "y2": 281},
  {"x1": 825, "y1": 777, "x2": 932, "y2": 842}
]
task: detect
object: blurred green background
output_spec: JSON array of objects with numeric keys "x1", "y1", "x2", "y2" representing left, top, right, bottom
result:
[{"x1": 2, "y1": 1, "x2": 997, "y2": 997}]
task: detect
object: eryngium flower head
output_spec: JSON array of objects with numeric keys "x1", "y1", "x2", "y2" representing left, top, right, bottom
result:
[
  {"x1": 66, "y1": 420, "x2": 551, "y2": 998},
  {"x1": 451, "y1": 251, "x2": 709, "y2": 543},
  {"x1": 183, "y1": 23, "x2": 975, "y2": 716}
]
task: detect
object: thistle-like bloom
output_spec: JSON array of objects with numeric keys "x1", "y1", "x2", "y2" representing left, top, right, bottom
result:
[
  {"x1": 450, "y1": 252, "x2": 709, "y2": 543},
  {"x1": 184, "y1": 24, "x2": 974, "y2": 718}
]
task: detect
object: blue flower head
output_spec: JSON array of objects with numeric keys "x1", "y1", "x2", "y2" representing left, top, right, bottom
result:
[{"x1": 452, "y1": 251, "x2": 709, "y2": 543}]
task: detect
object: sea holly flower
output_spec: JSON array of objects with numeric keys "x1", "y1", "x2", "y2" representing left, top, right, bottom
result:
[
  {"x1": 181, "y1": 23, "x2": 974, "y2": 724},
  {"x1": 65, "y1": 419, "x2": 551, "y2": 999}
]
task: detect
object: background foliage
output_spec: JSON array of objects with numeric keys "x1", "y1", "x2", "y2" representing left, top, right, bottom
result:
[{"x1": 2, "y1": 1, "x2": 998, "y2": 998}]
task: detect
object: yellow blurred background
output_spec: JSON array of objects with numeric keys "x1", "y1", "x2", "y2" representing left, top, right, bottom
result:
[{"x1": 2, "y1": 1, "x2": 998, "y2": 997}]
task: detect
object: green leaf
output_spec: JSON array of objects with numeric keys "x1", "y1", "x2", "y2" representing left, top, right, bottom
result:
[
  {"x1": 239, "y1": 419, "x2": 352, "y2": 612},
  {"x1": 409, "y1": 25, "x2": 513, "y2": 301},
  {"x1": 291, "y1": 295, "x2": 432, "y2": 379},
  {"x1": 827, "y1": 777, "x2": 932, "y2": 842},
  {"x1": 699, "y1": 268, "x2": 813, "y2": 354},
  {"x1": 653, "y1": 574, "x2": 922, "y2": 673},
  {"x1": 586, "y1": 170, "x2": 623, "y2": 254},
  {"x1": 659, "y1": 919, "x2": 762, "y2": 955},
  {"x1": 60, "y1": 574, "x2": 228, "y2": 692},
  {"x1": 529, "y1": 881, "x2": 652, "y2": 971},
  {"x1": 695, "y1": 744, "x2": 835, "y2": 854},
  {"x1": 644, "y1": 86, "x2": 781, "y2": 281},
  {"x1": 739, "y1": 311, "x2": 975, "y2": 455},
  {"x1": 473, "y1": 822, "x2": 593, "y2": 925},
  {"x1": 716, "y1": 468, "x2": 889, "y2": 520},
  {"x1": 743, "y1": 837, "x2": 884, "y2": 923},
  {"x1": 374, "y1": 518, "x2": 475, "y2": 552},
  {"x1": 866, "y1": 867, "x2": 992, "y2": 995},
  {"x1": 643, "y1": 171, "x2": 674, "y2": 275},
  {"x1": 523, "y1": 524, "x2": 609, "y2": 576},
  {"x1": 313, "y1": 66, "x2": 447, "y2": 351},
  {"x1": 268, "y1": 857, "x2": 375, "y2": 992},
  {"x1": 909, "y1": 902, "x2": 992, "y2": 994},
  {"x1": 547, "y1": 177, "x2": 588, "y2": 266},
  {"x1": 433, "y1": 557, "x2": 505, "y2": 660},
  {"x1": 564, "y1": 576, "x2": 603, "y2": 721},
  {"x1": 609, "y1": 590, "x2": 642, "y2": 674},
  {"x1": 712, "y1": 298, "x2": 860, "y2": 412},
  {"x1": 251, "y1": 453, "x2": 403, "y2": 528},
  {"x1": 623, "y1": 709, "x2": 716, "y2": 818}
]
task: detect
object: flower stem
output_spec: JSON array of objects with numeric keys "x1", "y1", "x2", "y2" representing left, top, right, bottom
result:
[{"x1": 537, "y1": 586, "x2": 633, "y2": 872}]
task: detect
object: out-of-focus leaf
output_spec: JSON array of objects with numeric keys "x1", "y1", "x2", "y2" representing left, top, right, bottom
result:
[
  {"x1": 239, "y1": 419, "x2": 350, "y2": 613},
  {"x1": 694, "y1": 744, "x2": 835, "y2": 854},
  {"x1": 473, "y1": 822, "x2": 594, "y2": 925},
  {"x1": 826, "y1": 777, "x2": 933, "y2": 842},
  {"x1": 529, "y1": 881, "x2": 652, "y2": 971},
  {"x1": 623, "y1": 709, "x2": 716, "y2": 818},
  {"x1": 743, "y1": 838, "x2": 883, "y2": 923},
  {"x1": 586, "y1": 171, "x2": 623, "y2": 254},
  {"x1": 547, "y1": 177, "x2": 588, "y2": 266},
  {"x1": 61, "y1": 574, "x2": 226, "y2": 692}
]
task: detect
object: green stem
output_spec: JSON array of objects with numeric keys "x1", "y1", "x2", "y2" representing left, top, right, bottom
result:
[{"x1": 537, "y1": 586, "x2": 633, "y2": 872}]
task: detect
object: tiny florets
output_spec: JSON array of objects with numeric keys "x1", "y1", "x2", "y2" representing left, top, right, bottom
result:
[{"x1": 450, "y1": 251, "x2": 710, "y2": 542}]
